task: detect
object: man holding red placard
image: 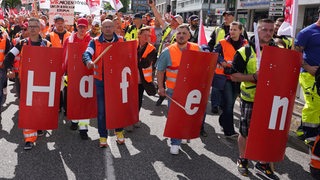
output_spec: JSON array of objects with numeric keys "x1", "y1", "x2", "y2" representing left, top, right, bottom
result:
[
  {"x1": 4, "y1": 18, "x2": 52, "y2": 150},
  {"x1": 156, "y1": 24, "x2": 201, "y2": 155},
  {"x1": 231, "y1": 19, "x2": 279, "y2": 179},
  {"x1": 82, "y1": 19, "x2": 125, "y2": 148}
]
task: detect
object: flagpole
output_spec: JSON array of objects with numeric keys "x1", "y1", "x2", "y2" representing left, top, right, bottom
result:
[
  {"x1": 165, "y1": 95, "x2": 186, "y2": 111},
  {"x1": 93, "y1": 45, "x2": 113, "y2": 64}
]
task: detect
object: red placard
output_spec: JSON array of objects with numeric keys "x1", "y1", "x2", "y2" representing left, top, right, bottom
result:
[
  {"x1": 18, "y1": 46, "x2": 63, "y2": 129},
  {"x1": 244, "y1": 46, "x2": 302, "y2": 162},
  {"x1": 67, "y1": 42, "x2": 97, "y2": 119},
  {"x1": 163, "y1": 51, "x2": 218, "y2": 139},
  {"x1": 103, "y1": 41, "x2": 139, "y2": 129}
]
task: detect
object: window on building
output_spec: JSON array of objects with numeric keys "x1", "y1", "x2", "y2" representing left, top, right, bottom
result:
[{"x1": 303, "y1": 7, "x2": 318, "y2": 27}]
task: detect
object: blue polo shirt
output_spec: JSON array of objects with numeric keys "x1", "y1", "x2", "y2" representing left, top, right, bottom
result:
[{"x1": 295, "y1": 23, "x2": 320, "y2": 66}]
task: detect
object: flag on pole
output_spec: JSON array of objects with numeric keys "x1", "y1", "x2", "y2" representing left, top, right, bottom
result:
[
  {"x1": 106, "y1": 0, "x2": 123, "y2": 11},
  {"x1": 277, "y1": 0, "x2": 298, "y2": 37},
  {"x1": 86, "y1": 0, "x2": 102, "y2": 14},
  {"x1": 198, "y1": 11, "x2": 207, "y2": 46}
]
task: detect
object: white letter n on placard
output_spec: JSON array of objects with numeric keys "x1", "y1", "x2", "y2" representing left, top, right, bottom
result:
[
  {"x1": 268, "y1": 96, "x2": 289, "y2": 130},
  {"x1": 26, "y1": 71, "x2": 56, "y2": 107}
]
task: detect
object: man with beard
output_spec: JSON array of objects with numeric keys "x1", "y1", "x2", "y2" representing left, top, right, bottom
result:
[
  {"x1": 231, "y1": 19, "x2": 279, "y2": 180},
  {"x1": 188, "y1": 15, "x2": 199, "y2": 43},
  {"x1": 156, "y1": 24, "x2": 201, "y2": 155}
]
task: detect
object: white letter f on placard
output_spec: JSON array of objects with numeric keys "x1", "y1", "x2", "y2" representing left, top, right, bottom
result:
[{"x1": 120, "y1": 67, "x2": 131, "y2": 103}]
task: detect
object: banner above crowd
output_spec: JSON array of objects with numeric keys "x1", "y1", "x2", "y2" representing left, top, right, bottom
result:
[{"x1": 49, "y1": 0, "x2": 75, "y2": 25}]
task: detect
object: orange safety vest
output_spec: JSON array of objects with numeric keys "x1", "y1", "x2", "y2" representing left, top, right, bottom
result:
[
  {"x1": 311, "y1": 135, "x2": 320, "y2": 169},
  {"x1": 166, "y1": 42, "x2": 200, "y2": 89},
  {"x1": 93, "y1": 37, "x2": 124, "y2": 80},
  {"x1": 0, "y1": 37, "x2": 6, "y2": 68},
  {"x1": 141, "y1": 43, "x2": 155, "y2": 83},
  {"x1": 215, "y1": 39, "x2": 248, "y2": 75},
  {"x1": 49, "y1": 31, "x2": 71, "y2": 47}
]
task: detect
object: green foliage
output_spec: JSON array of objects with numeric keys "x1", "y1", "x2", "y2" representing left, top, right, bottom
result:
[{"x1": 3, "y1": 0, "x2": 21, "y2": 8}]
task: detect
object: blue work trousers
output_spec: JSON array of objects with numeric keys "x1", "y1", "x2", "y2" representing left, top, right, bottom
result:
[{"x1": 95, "y1": 79, "x2": 123, "y2": 138}]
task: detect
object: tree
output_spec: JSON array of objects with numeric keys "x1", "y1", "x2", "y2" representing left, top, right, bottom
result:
[{"x1": 3, "y1": 0, "x2": 21, "y2": 9}]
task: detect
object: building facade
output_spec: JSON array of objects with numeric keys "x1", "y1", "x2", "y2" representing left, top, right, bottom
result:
[
  {"x1": 175, "y1": 0, "x2": 225, "y2": 25},
  {"x1": 131, "y1": 0, "x2": 150, "y2": 13}
]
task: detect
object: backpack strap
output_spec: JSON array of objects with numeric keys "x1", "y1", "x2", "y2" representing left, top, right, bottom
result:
[{"x1": 244, "y1": 45, "x2": 251, "y2": 74}]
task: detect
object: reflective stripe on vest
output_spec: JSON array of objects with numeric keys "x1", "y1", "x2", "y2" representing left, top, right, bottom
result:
[
  {"x1": 50, "y1": 31, "x2": 71, "y2": 47},
  {"x1": 215, "y1": 27, "x2": 225, "y2": 45},
  {"x1": 24, "y1": 132, "x2": 37, "y2": 138},
  {"x1": 166, "y1": 42, "x2": 200, "y2": 89},
  {"x1": 238, "y1": 46, "x2": 257, "y2": 102},
  {"x1": 141, "y1": 43, "x2": 155, "y2": 83},
  {"x1": 310, "y1": 136, "x2": 320, "y2": 169}
]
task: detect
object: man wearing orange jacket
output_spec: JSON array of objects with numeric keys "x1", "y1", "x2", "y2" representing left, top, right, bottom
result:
[
  {"x1": 82, "y1": 19, "x2": 125, "y2": 148},
  {"x1": 4, "y1": 18, "x2": 52, "y2": 150},
  {"x1": 46, "y1": 14, "x2": 71, "y2": 115},
  {"x1": 156, "y1": 24, "x2": 201, "y2": 155}
]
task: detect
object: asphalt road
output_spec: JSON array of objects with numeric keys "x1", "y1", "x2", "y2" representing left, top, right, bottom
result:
[{"x1": 0, "y1": 79, "x2": 314, "y2": 180}]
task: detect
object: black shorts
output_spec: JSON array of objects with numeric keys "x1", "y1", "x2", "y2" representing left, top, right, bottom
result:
[{"x1": 239, "y1": 99, "x2": 253, "y2": 137}]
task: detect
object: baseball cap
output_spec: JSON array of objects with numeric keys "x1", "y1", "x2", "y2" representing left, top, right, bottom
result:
[
  {"x1": 171, "y1": 15, "x2": 183, "y2": 25},
  {"x1": 92, "y1": 19, "x2": 101, "y2": 27},
  {"x1": 54, "y1": 14, "x2": 64, "y2": 22},
  {"x1": 77, "y1": 18, "x2": 88, "y2": 27},
  {"x1": 134, "y1": 13, "x2": 142, "y2": 19},
  {"x1": 189, "y1": 15, "x2": 199, "y2": 21},
  {"x1": 222, "y1": 11, "x2": 234, "y2": 16}
]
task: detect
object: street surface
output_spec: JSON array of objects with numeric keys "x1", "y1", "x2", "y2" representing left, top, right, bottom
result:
[
  {"x1": 0, "y1": 80, "x2": 313, "y2": 180},
  {"x1": 0, "y1": 28, "x2": 313, "y2": 179}
]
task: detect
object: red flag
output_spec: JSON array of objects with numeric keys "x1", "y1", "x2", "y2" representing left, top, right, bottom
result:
[
  {"x1": 278, "y1": 0, "x2": 298, "y2": 37},
  {"x1": 164, "y1": 51, "x2": 218, "y2": 139},
  {"x1": 86, "y1": 0, "x2": 101, "y2": 13},
  {"x1": 18, "y1": 46, "x2": 64, "y2": 130},
  {"x1": 67, "y1": 42, "x2": 97, "y2": 119},
  {"x1": 104, "y1": 41, "x2": 139, "y2": 129},
  {"x1": 244, "y1": 46, "x2": 302, "y2": 162},
  {"x1": 198, "y1": 13, "x2": 207, "y2": 46},
  {"x1": 106, "y1": 0, "x2": 123, "y2": 11},
  {"x1": 0, "y1": 8, "x2": 4, "y2": 20}
]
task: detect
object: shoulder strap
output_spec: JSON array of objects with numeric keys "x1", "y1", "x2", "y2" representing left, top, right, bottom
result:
[
  {"x1": 244, "y1": 45, "x2": 252, "y2": 74},
  {"x1": 245, "y1": 45, "x2": 251, "y2": 63}
]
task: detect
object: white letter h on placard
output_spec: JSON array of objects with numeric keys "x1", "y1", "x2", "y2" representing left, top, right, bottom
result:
[{"x1": 26, "y1": 70, "x2": 56, "y2": 107}]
